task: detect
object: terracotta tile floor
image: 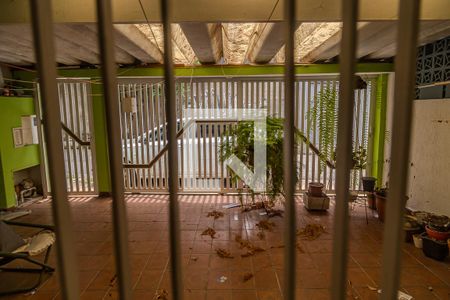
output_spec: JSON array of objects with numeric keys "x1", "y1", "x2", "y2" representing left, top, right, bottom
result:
[{"x1": 1, "y1": 195, "x2": 449, "y2": 299}]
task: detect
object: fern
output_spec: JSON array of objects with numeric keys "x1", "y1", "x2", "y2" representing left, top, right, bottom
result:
[{"x1": 308, "y1": 86, "x2": 338, "y2": 174}]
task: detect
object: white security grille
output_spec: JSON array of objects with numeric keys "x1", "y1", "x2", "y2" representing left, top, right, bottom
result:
[{"x1": 118, "y1": 77, "x2": 375, "y2": 193}]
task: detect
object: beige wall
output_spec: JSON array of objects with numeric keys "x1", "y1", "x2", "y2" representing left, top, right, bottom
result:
[{"x1": 407, "y1": 99, "x2": 450, "y2": 216}]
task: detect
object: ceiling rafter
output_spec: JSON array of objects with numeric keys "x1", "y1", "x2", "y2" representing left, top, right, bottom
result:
[{"x1": 180, "y1": 22, "x2": 223, "y2": 64}]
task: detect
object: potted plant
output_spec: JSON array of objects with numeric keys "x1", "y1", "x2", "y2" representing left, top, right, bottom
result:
[
  {"x1": 425, "y1": 215, "x2": 450, "y2": 241},
  {"x1": 220, "y1": 117, "x2": 335, "y2": 209},
  {"x1": 422, "y1": 235, "x2": 449, "y2": 261},
  {"x1": 220, "y1": 117, "x2": 303, "y2": 207},
  {"x1": 375, "y1": 186, "x2": 388, "y2": 222}
]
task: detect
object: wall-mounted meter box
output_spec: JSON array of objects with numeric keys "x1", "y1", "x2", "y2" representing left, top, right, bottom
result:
[
  {"x1": 122, "y1": 97, "x2": 137, "y2": 113},
  {"x1": 21, "y1": 115, "x2": 39, "y2": 145}
]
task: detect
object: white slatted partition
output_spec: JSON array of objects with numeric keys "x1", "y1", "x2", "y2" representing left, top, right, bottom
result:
[
  {"x1": 57, "y1": 79, "x2": 98, "y2": 194},
  {"x1": 118, "y1": 76, "x2": 375, "y2": 193}
]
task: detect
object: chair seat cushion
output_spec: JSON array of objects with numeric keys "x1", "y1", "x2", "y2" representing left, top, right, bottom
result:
[
  {"x1": 13, "y1": 231, "x2": 55, "y2": 256},
  {"x1": 0, "y1": 221, "x2": 26, "y2": 253}
]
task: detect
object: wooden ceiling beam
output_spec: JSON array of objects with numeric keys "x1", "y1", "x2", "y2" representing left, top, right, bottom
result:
[
  {"x1": 179, "y1": 22, "x2": 223, "y2": 64},
  {"x1": 112, "y1": 24, "x2": 163, "y2": 64},
  {"x1": 55, "y1": 24, "x2": 135, "y2": 64}
]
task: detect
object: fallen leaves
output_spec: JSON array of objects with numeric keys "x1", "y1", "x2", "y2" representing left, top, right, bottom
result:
[
  {"x1": 296, "y1": 243, "x2": 305, "y2": 253},
  {"x1": 109, "y1": 274, "x2": 117, "y2": 287},
  {"x1": 242, "y1": 272, "x2": 254, "y2": 282},
  {"x1": 155, "y1": 289, "x2": 168, "y2": 300},
  {"x1": 207, "y1": 210, "x2": 224, "y2": 219},
  {"x1": 235, "y1": 234, "x2": 266, "y2": 257},
  {"x1": 201, "y1": 227, "x2": 217, "y2": 239},
  {"x1": 216, "y1": 248, "x2": 234, "y2": 258},
  {"x1": 297, "y1": 223, "x2": 326, "y2": 240},
  {"x1": 257, "y1": 231, "x2": 265, "y2": 240},
  {"x1": 256, "y1": 220, "x2": 276, "y2": 231}
]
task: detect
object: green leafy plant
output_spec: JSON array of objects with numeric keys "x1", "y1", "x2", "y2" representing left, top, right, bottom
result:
[
  {"x1": 308, "y1": 86, "x2": 338, "y2": 173},
  {"x1": 219, "y1": 117, "x2": 333, "y2": 205}
]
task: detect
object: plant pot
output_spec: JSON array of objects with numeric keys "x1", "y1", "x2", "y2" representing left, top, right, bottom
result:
[
  {"x1": 404, "y1": 227, "x2": 423, "y2": 243},
  {"x1": 422, "y1": 234, "x2": 449, "y2": 261},
  {"x1": 413, "y1": 233, "x2": 424, "y2": 248},
  {"x1": 303, "y1": 192, "x2": 330, "y2": 210},
  {"x1": 362, "y1": 177, "x2": 377, "y2": 193},
  {"x1": 367, "y1": 193, "x2": 376, "y2": 209},
  {"x1": 425, "y1": 225, "x2": 450, "y2": 241},
  {"x1": 308, "y1": 182, "x2": 324, "y2": 197},
  {"x1": 375, "y1": 194, "x2": 386, "y2": 222}
]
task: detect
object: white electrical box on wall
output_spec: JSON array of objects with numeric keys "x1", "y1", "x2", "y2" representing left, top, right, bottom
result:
[
  {"x1": 122, "y1": 97, "x2": 137, "y2": 113},
  {"x1": 21, "y1": 115, "x2": 39, "y2": 145}
]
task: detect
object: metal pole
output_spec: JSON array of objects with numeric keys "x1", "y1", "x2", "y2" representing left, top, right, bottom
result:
[
  {"x1": 380, "y1": 0, "x2": 421, "y2": 299},
  {"x1": 160, "y1": 0, "x2": 184, "y2": 299},
  {"x1": 95, "y1": 0, "x2": 132, "y2": 299},
  {"x1": 330, "y1": 0, "x2": 358, "y2": 298},
  {"x1": 29, "y1": 0, "x2": 79, "y2": 298},
  {"x1": 283, "y1": 0, "x2": 296, "y2": 297}
]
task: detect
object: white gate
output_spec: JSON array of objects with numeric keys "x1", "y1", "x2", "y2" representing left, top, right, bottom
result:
[
  {"x1": 118, "y1": 76, "x2": 376, "y2": 193},
  {"x1": 56, "y1": 79, "x2": 97, "y2": 194}
]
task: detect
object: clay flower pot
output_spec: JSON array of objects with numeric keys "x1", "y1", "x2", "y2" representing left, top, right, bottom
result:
[
  {"x1": 425, "y1": 225, "x2": 450, "y2": 241},
  {"x1": 375, "y1": 194, "x2": 386, "y2": 222}
]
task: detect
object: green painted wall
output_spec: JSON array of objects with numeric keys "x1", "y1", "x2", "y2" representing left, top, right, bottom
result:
[
  {"x1": 12, "y1": 64, "x2": 393, "y2": 194},
  {"x1": 0, "y1": 96, "x2": 40, "y2": 208},
  {"x1": 91, "y1": 83, "x2": 111, "y2": 192},
  {"x1": 371, "y1": 74, "x2": 388, "y2": 187},
  {"x1": 13, "y1": 63, "x2": 393, "y2": 84}
]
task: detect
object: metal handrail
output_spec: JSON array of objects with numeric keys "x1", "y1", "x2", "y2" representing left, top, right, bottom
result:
[{"x1": 61, "y1": 123, "x2": 90, "y2": 146}]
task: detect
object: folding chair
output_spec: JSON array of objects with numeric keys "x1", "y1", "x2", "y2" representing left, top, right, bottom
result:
[{"x1": 0, "y1": 220, "x2": 55, "y2": 296}]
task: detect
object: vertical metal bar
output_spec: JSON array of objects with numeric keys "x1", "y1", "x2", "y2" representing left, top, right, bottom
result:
[
  {"x1": 161, "y1": 0, "x2": 184, "y2": 297},
  {"x1": 61, "y1": 83, "x2": 73, "y2": 193},
  {"x1": 283, "y1": 0, "x2": 296, "y2": 297},
  {"x1": 300, "y1": 81, "x2": 306, "y2": 190},
  {"x1": 74, "y1": 83, "x2": 85, "y2": 192},
  {"x1": 95, "y1": 0, "x2": 132, "y2": 298},
  {"x1": 312, "y1": 80, "x2": 318, "y2": 182},
  {"x1": 330, "y1": 0, "x2": 358, "y2": 298},
  {"x1": 381, "y1": 0, "x2": 420, "y2": 299},
  {"x1": 80, "y1": 83, "x2": 90, "y2": 191},
  {"x1": 29, "y1": 0, "x2": 79, "y2": 298},
  {"x1": 305, "y1": 81, "x2": 310, "y2": 187},
  {"x1": 86, "y1": 82, "x2": 98, "y2": 193}
]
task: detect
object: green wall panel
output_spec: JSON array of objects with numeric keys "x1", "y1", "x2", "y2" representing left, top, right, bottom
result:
[{"x1": 0, "y1": 96, "x2": 40, "y2": 208}]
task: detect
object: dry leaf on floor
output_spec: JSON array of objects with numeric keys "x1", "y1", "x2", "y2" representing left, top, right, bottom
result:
[
  {"x1": 267, "y1": 209, "x2": 284, "y2": 218},
  {"x1": 242, "y1": 272, "x2": 254, "y2": 282},
  {"x1": 257, "y1": 231, "x2": 265, "y2": 240},
  {"x1": 201, "y1": 227, "x2": 217, "y2": 238},
  {"x1": 256, "y1": 220, "x2": 276, "y2": 231},
  {"x1": 109, "y1": 274, "x2": 117, "y2": 287},
  {"x1": 191, "y1": 256, "x2": 198, "y2": 262},
  {"x1": 216, "y1": 248, "x2": 234, "y2": 258},
  {"x1": 155, "y1": 289, "x2": 169, "y2": 300},
  {"x1": 367, "y1": 285, "x2": 378, "y2": 291},
  {"x1": 270, "y1": 244, "x2": 285, "y2": 248},
  {"x1": 207, "y1": 210, "x2": 224, "y2": 219},
  {"x1": 296, "y1": 223, "x2": 326, "y2": 240},
  {"x1": 235, "y1": 234, "x2": 266, "y2": 255},
  {"x1": 296, "y1": 243, "x2": 305, "y2": 253},
  {"x1": 242, "y1": 201, "x2": 266, "y2": 212}
]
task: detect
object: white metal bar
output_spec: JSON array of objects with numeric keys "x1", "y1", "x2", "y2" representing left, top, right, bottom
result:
[
  {"x1": 380, "y1": 0, "x2": 421, "y2": 299},
  {"x1": 283, "y1": 0, "x2": 297, "y2": 297},
  {"x1": 330, "y1": 0, "x2": 358, "y2": 298},
  {"x1": 95, "y1": 0, "x2": 132, "y2": 298},
  {"x1": 160, "y1": 0, "x2": 184, "y2": 296},
  {"x1": 29, "y1": 0, "x2": 79, "y2": 298}
]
